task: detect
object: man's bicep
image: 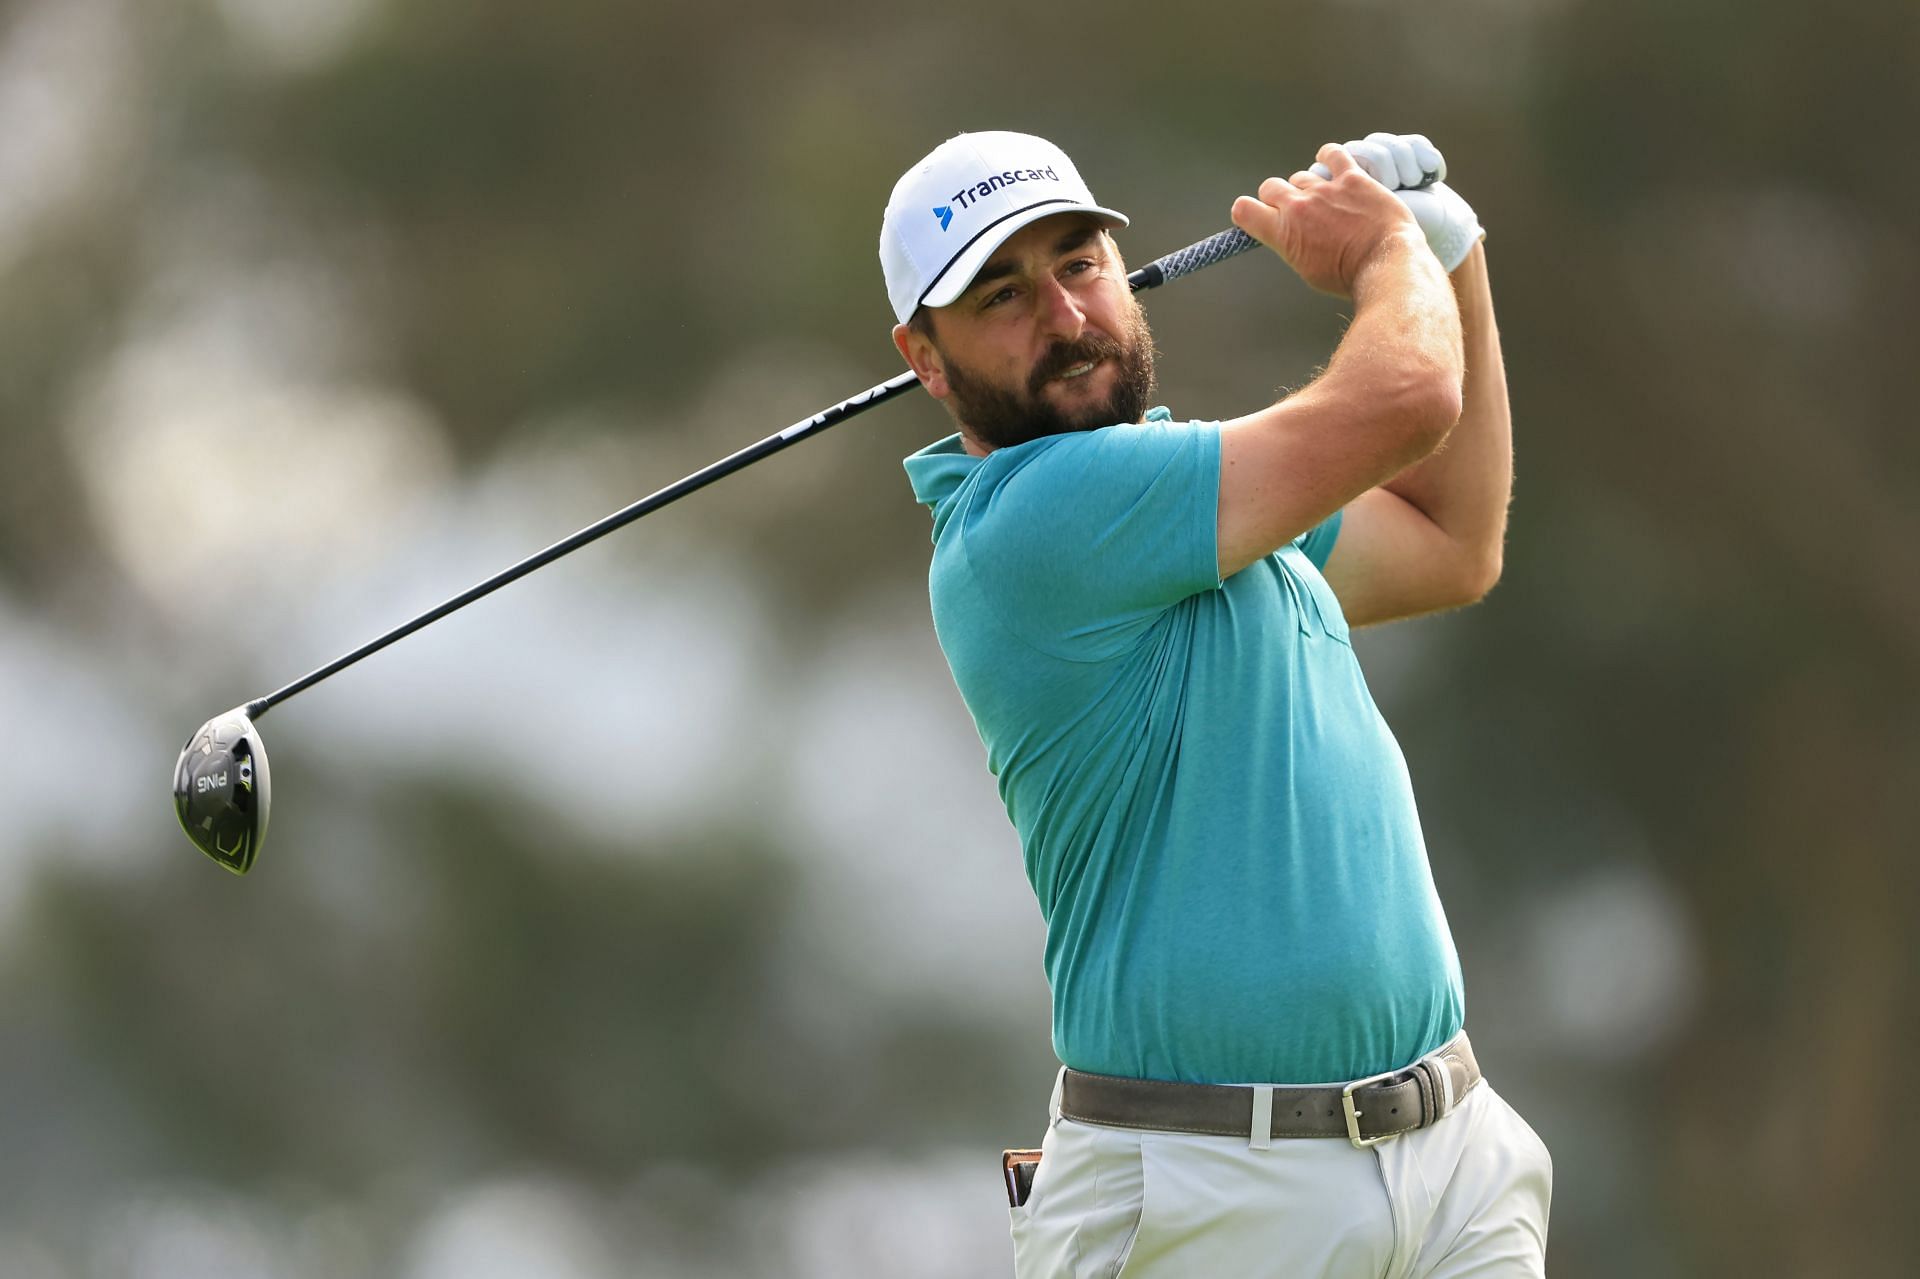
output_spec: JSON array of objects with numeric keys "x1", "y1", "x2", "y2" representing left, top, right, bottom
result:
[
  {"x1": 1319, "y1": 487, "x2": 1481, "y2": 626},
  {"x1": 1217, "y1": 400, "x2": 1392, "y2": 580}
]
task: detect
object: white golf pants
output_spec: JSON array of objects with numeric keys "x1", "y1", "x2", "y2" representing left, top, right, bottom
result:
[{"x1": 1010, "y1": 1073, "x2": 1552, "y2": 1277}]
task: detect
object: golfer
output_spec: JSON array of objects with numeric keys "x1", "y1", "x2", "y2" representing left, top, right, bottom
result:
[{"x1": 882, "y1": 130, "x2": 1547, "y2": 1276}]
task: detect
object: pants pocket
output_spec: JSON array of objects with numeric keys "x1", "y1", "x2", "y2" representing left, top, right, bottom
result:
[
  {"x1": 1493, "y1": 1089, "x2": 1554, "y2": 1229},
  {"x1": 1013, "y1": 1119, "x2": 1146, "y2": 1279}
]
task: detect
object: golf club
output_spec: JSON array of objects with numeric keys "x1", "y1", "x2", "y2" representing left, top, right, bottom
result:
[{"x1": 173, "y1": 225, "x2": 1265, "y2": 873}]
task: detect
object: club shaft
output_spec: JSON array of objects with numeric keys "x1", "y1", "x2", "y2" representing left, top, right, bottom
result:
[
  {"x1": 248, "y1": 225, "x2": 1263, "y2": 719},
  {"x1": 251, "y1": 370, "x2": 921, "y2": 715}
]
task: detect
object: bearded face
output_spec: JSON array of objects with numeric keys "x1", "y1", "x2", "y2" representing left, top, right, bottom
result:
[{"x1": 936, "y1": 294, "x2": 1159, "y2": 450}]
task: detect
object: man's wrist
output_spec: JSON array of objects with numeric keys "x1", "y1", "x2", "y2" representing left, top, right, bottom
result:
[
  {"x1": 1352, "y1": 227, "x2": 1438, "y2": 300},
  {"x1": 1449, "y1": 238, "x2": 1488, "y2": 281}
]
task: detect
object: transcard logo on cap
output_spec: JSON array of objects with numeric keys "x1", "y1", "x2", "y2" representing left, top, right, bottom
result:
[
  {"x1": 946, "y1": 165, "x2": 1060, "y2": 218},
  {"x1": 881, "y1": 131, "x2": 1129, "y2": 324}
]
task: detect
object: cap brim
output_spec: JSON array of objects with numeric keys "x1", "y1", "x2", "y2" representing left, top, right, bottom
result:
[{"x1": 918, "y1": 200, "x2": 1130, "y2": 311}]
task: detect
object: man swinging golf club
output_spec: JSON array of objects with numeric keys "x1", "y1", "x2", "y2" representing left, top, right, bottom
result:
[{"x1": 886, "y1": 131, "x2": 1550, "y2": 1275}]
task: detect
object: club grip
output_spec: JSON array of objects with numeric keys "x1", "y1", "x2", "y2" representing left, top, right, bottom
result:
[{"x1": 1128, "y1": 228, "x2": 1260, "y2": 292}]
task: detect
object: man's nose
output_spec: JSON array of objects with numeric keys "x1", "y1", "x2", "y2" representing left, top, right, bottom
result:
[{"x1": 1034, "y1": 275, "x2": 1086, "y2": 340}]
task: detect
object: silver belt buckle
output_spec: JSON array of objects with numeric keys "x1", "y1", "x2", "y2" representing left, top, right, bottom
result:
[{"x1": 1340, "y1": 1067, "x2": 1405, "y2": 1149}]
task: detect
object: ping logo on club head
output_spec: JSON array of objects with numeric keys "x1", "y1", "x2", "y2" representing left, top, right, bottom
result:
[
  {"x1": 932, "y1": 205, "x2": 953, "y2": 232},
  {"x1": 196, "y1": 771, "x2": 229, "y2": 795}
]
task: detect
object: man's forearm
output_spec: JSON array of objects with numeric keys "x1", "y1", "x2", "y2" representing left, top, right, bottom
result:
[
  {"x1": 1333, "y1": 229, "x2": 1467, "y2": 427},
  {"x1": 1214, "y1": 228, "x2": 1464, "y2": 580},
  {"x1": 1378, "y1": 243, "x2": 1511, "y2": 588}
]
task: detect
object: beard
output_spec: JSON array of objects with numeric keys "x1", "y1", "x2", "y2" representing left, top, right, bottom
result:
[{"x1": 940, "y1": 300, "x2": 1159, "y2": 451}]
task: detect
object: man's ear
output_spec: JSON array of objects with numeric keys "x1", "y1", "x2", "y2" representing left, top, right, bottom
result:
[{"x1": 893, "y1": 321, "x2": 949, "y2": 399}]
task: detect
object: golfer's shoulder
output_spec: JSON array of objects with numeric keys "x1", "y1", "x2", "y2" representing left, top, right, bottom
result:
[
  {"x1": 961, "y1": 418, "x2": 1217, "y2": 556},
  {"x1": 989, "y1": 413, "x2": 1213, "y2": 488}
]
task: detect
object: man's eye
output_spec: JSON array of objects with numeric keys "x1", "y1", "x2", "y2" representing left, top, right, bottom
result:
[
  {"x1": 982, "y1": 287, "x2": 1016, "y2": 309},
  {"x1": 1063, "y1": 257, "x2": 1096, "y2": 275}
]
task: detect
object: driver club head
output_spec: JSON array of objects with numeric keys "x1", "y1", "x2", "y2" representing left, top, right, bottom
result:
[{"x1": 173, "y1": 707, "x2": 271, "y2": 874}]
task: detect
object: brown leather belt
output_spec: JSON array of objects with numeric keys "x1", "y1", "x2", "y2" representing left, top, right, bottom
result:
[{"x1": 1059, "y1": 1030, "x2": 1481, "y2": 1149}]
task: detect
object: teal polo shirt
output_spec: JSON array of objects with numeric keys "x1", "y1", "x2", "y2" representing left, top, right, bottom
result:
[{"x1": 904, "y1": 409, "x2": 1464, "y2": 1085}]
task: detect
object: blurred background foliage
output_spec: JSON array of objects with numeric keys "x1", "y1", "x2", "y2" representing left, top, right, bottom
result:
[{"x1": 1, "y1": 0, "x2": 1914, "y2": 1275}]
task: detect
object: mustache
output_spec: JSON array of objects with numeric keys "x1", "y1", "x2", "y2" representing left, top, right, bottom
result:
[{"x1": 1027, "y1": 333, "x2": 1129, "y2": 397}]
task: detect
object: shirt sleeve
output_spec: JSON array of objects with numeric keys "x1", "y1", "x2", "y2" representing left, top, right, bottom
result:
[
  {"x1": 958, "y1": 420, "x2": 1221, "y2": 660},
  {"x1": 1294, "y1": 508, "x2": 1343, "y2": 571}
]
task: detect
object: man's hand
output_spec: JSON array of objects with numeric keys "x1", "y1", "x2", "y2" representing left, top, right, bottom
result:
[
  {"x1": 1312, "y1": 132, "x2": 1447, "y2": 190},
  {"x1": 1312, "y1": 133, "x2": 1485, "y2": 273},
  {"x1": 1230, "y1": 144, "x2": 1424, "y2": 298}
]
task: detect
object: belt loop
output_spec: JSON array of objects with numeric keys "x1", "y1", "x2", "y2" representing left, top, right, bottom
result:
[
  {"x1": 1249, "y1": 1086, "x2": 1274, "y2": 1150},
  {"x1": 1411, "y1": 1061, "x2": 1437, "y2": 1124}
]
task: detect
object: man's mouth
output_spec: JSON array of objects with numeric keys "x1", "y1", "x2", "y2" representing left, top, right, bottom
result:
[{"x1": 1056, "y1": 360, "x2": 1100, "y2": 382}]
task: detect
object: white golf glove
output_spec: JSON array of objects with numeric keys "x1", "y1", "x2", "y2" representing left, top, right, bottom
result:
[{"x1": 1311, "y1": 132, "x2": 1484, "y2": 272}]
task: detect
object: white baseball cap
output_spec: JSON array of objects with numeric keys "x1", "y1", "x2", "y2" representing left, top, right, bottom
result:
[{"x1": 880, "y1": 131, "x2": 1129, "y2": 325}]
